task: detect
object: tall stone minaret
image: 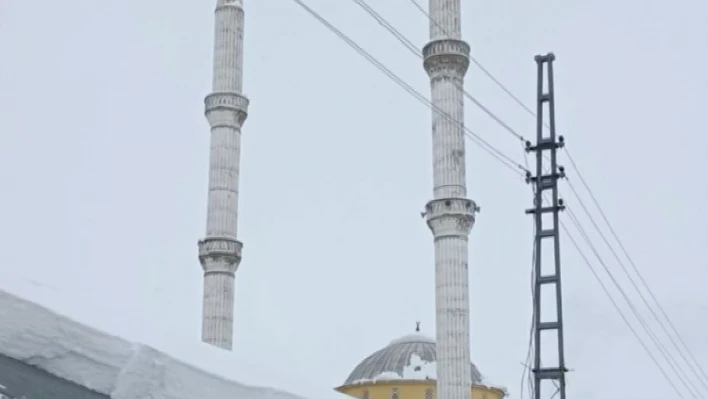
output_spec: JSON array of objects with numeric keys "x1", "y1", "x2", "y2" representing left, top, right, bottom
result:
[
  {"x1": 197, "y1": 0, "x2": 249, "y2": 351},
  {"x1": 421, "y1": 2, "x2": 476, "y2": 399}
]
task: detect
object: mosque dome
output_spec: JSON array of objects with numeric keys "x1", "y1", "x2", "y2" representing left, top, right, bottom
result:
[{"x1": 342, "y1": 332, "x2": 483, "y2": 385}]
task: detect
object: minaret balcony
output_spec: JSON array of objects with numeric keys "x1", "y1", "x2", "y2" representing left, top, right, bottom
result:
[
  {"x1": 205, "y1": 92, "x2": 249, "y2": 128},
  {"x1": 425, "y1": 198, "x2": 477, "y2": 238},
  {"x1": 423, "y1": 39, "x2": 470, "y2": 78},
  {"x1": 198, "y1": 236, "x2": 242, "y2": 272}
]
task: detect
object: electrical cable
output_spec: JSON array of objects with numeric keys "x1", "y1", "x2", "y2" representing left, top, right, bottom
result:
[
  {"x1": 354, "y1": 0, "x2": 558, "y2": 173},
  {"x1": 538, "y1": 183, "x2": 696, "y2": 399},
  {"x1": 290, "y1": 0, "x2": 527, "y2": 177},
  {"x1": 565, "y1": 176, "x2": 706, "y2": 396},
  {"x1": 565, "y1": 204, "x2": 700, "y2": 398},
  {"x1": 408, "y1": 0, "x2": 538, "y2": 121},
  {"x1": 352, "y1": 0, "x2": 526, "y2": 143},
  {"x1": 520, "y1": 191, "x2": 537, "y2": 399},
  {"x1": 564, "y1": 147, "x2": 708, "y2": 391},
  {"x1": 561, "y1": 207, "x2": 686, "y2": 398}
]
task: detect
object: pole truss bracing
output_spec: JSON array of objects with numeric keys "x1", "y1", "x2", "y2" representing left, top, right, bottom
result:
[{"x1": 525, "y1": 52, "x2": 568, "y2": 399}]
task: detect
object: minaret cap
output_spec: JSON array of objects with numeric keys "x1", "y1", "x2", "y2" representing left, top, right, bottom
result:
[{"x1": 217, "y1": 0, "x2": 243, "y2": 7}]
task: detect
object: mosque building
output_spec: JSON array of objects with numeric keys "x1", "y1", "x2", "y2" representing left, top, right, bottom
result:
[{"x1": 335, "y1": 325, "x2": 506, "y2": 399}]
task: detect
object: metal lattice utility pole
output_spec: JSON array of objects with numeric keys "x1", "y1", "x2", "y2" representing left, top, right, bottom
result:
[{"x1": 525, "y1": 52, "x2": 568, "y2": 399}]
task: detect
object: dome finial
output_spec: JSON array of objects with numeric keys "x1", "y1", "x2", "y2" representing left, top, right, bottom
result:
[{"x1": 415, "y1": 321, "x2": 420, "y2": 332}]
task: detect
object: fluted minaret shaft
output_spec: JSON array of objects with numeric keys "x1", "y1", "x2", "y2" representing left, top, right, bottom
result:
[
  {"x1": 198, "y1": 0, "x2": 249, "y2": 351},
  {"x1": 422, "y1": 2, "x2": 476, "y2": 399}
]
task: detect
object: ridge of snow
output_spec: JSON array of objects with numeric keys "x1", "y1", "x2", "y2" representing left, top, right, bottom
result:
[
  {"x1": 0, "y1": 288, "x2": 310, "y2": 399},
  {"x1": 388, "y1": 334, "x2": 435, "y2": 346},
  {"x1": 351, "y1": 353, "x2": 437, "y2": 384}
]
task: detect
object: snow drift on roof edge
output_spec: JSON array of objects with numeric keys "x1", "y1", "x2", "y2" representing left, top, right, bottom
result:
[{"x1": 0, "y1": 288, "x2": 310, "y2": 399}]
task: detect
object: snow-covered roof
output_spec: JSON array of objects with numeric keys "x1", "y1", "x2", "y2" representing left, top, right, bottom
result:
[
  {"x1": 0, "y1": 352, "x2": 108, "y2": 399},
  {"x1": 0, "y1": 288, "x2": 310, "y2": 399},
  {"x1": 342, "y1": 333, "x2": 483, "y2": 386}
]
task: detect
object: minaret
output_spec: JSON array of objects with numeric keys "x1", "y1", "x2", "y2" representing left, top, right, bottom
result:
[
  {"x1": 197, "y1": 0, "x2": 249, "y2": 351},
  {"x1": 421, "y1": 2, "x2": 476, "y2": 399}
]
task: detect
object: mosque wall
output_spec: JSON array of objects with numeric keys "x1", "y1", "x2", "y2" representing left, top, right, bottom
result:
[{"x1": 337, "y1": 381, "x2": 504, "y2": 399}]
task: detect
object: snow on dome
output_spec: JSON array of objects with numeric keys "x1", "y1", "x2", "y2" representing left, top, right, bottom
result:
[
  {"x1": 343, "y1": 333, "x2": 482, "y2": 385},
  {"x1": 0, "y1": 288, "x2": 311, "y2": 399},
  {"x1": 401, "y1": 354, "x2": 437, "y2": 380},
  {"x1": 388, "y1": 333, "x2": 435, "y2": 346}
]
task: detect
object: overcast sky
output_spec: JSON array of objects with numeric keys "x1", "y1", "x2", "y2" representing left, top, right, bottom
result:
[{"x1": 1, "y1": 1, "x2": 707, "y2": 399}]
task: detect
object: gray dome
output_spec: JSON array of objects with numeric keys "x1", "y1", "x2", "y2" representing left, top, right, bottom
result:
[{"x1": 343, "y1": 333, "x2": 483, "y2": 385}]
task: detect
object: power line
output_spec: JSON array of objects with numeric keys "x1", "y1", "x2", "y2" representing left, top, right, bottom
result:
[
  {"x1": 521, "y1": 200, "x2": 536, "y2": 399},
  {"x1": 354, "y1": 0, "x2": 560, "y2": 182},
  {"x1": 528, "y1": 187, "x2": 691, "y2": 398},
  {"x1": 290, "y1": 0, "x2": 527, "y2": 176},
  {"x1": 563, "y1": 148, "x2": 708, "y2": 392},
  {"x1": 352, "y1": 0, "x2": 526, "y2": 142},
  {"x1": 565, "y1": 204, "x2": 701, "y2": 398},
  {"x1": 408, "y1": 0, "x2": 538, "y2": 120},
  {"x1": 561, "y1": 208, "x2": 687, "y2": 399},
  {"x1": 565, "y1": 176, "x2": 707, "y2": 396},
  {"x1": 351, "y1": 0, "x2": 560, "y2": 174}
]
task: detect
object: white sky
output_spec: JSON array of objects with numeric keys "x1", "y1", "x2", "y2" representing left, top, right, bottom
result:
[{"x1": 1, "y1": 1, "x2": 707, "y2": 399}]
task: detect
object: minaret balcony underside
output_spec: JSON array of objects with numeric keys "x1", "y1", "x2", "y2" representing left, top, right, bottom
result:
[
  {"x1": 423, "y1": 39, "x2": 470, "y2": 79},
  {"x1": 205, "y1": 92, "x2": 249, "y2": 129},
  {"x1": 198, "y1": 236, "x2": 242, "y2": 273},
  {"x1": 425, "y1": 198, "x2": 477, "y2": 238},
  {"x1": 215, "y1": 0, "x2": 243, "y2": 11}
]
